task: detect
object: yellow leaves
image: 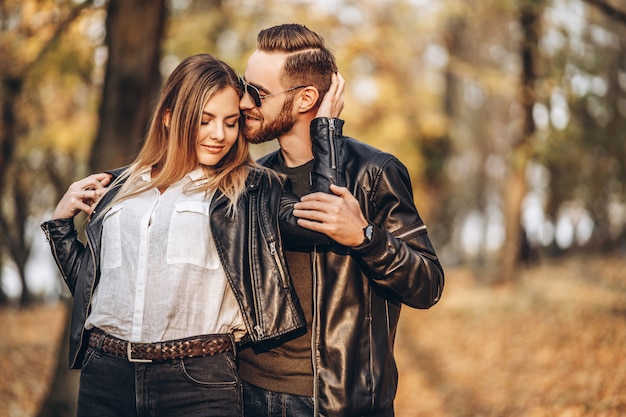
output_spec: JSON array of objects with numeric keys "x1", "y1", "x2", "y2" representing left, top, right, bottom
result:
[
  {"x1": 1, "y1": 0, "x2": 102, "y2": 160},
  {"x1": 417, "y1": 112, "x2": 450, "y2": 139},
  {"x1": 2, "y1": 0, "x2": 63, "y2": 66},
  {"x1": 36, "y1": 113, "x2": 97, "y2": 157}
]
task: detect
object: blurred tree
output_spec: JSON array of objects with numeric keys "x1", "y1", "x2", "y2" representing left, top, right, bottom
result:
[
  {"x1": 578, "y1": 0, "x2": 626, "y2": 250},
  {"x1": 499, "y1": 0, "x2": 545, "y2": 282},
  {"x1": 585, "y1": 0, "x2": 626, "y2": 22},
  {"x1": 535, "y1": 0, "x2": 626, "y2": 254},
  {"x1": 434, "y1": 0, "x2": 523, "y2": 270},
  {"x1": 425, "y1": 0, "x2": 626, "y2": 272},
  {"x1": 0, "y1": 1, "x2": 103, "y2": 415},
  {"x1": 0, "y1": 0, "x2": 96, "y2": 306},
  {"x1": 1, "y1": 164, "x2": 35, "y2": 305},
  {"x1": 88, "y1": 0, "x2": 167, "y2": 172}
]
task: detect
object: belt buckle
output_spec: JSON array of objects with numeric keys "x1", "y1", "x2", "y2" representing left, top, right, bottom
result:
[{"x1": 127, "y1": 341, "x2": 152, "y2": 363}]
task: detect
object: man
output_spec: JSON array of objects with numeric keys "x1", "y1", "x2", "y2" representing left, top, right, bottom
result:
[{"x1": 238, "y1": 23, "x2": 444, "y2": 417}]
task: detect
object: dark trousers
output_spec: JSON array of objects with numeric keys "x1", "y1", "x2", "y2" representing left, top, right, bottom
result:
[
  {"x1": 243, "y1": 381, "x2": 314, "y2": 417},
  {"x1": 78, "y1": 346, "x2": 242, "y2": 417}
]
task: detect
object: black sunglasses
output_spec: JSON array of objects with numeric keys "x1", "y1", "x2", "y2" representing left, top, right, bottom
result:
[{"x1": 239, "y1": 76, "x2": 307, "y2": 107}]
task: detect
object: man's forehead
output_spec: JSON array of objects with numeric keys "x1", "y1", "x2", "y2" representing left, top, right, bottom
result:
[{"x1": 245, "y1": 50, "x2": 287, "y2": 85}]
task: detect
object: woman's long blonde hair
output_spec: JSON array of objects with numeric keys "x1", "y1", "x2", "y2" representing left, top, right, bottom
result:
[{"x1": 100, "y1": 54, "x2": 255, "y2": 216}]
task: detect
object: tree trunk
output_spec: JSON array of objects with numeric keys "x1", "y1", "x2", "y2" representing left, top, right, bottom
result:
[
  {"x1": 0, "y1": 163, "x2": 37, "y2": 306},
  {"x1": 500, "y1": 168, "x2": 527, "y2": 282},
  {"x1": 89, "y1": 0, "x2": 167, "y2": 172},
  {"x1": 498, "y1": 1, "x2": 542, "y2": 282},
  {"x1": 0, "y1": 76, "x2": 22, "y2": 306},
  {"x1": 0, "y1": 76, "x2": 21, "y2": 185},
  {"x1": 584, "y1": 0, "x2": 626, "y2": 23}
]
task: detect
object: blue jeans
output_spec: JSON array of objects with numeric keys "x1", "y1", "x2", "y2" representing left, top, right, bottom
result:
[
  {"x1": 78, "y1": 346, "x2": 242, "y2": 417},
  {"x1": 243, "y1": 381, "x2": 314, "y2": 417}
]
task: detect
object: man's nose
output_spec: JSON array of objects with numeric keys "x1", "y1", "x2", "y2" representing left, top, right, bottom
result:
[{"x1": 240, "y1": 92, "x2": 256, "y2": 111}]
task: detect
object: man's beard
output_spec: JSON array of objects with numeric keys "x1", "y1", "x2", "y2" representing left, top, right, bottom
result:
[{"x1": 243, "y1": 96, "x2": 296, "y2": 144}]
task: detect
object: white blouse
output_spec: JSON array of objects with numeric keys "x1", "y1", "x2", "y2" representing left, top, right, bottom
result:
[{"x1": 85, "y1": 168, "x2": 246, "y2": 343}]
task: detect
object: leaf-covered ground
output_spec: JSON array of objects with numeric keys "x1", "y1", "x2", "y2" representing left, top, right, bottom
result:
[
  {"x1": 1, "y1": 254, "x2": 625, "y2": 417},
  {"x1": 395, "y1": 254, "x2": 626, "y2": 417},
  {"x1": 0, "y1": 303, "x2": 67, "y2": 417}
]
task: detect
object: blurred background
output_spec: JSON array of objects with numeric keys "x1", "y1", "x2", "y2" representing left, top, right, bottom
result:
[{"x1": 1, "y1": 0, "x2": 625, "y2": 416}]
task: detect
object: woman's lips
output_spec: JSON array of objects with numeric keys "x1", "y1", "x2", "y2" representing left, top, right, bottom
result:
[{"x1": 202, "y1": 145, "x2": 224, "y2": 153}]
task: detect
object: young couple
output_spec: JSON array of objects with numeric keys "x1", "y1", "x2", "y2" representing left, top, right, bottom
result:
[{"x1": 42, "y1": 23, "x2": 444, "y2": 417}]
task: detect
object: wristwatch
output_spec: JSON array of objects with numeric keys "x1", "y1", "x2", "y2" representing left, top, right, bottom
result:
[{"x1": 362, "y1": 224, "x2": 374, "y2": 244}]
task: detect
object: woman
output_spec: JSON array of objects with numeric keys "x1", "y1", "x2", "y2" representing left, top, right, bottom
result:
[{"x1": 41, "y1": 53, "x2": 344, "y2": 417}]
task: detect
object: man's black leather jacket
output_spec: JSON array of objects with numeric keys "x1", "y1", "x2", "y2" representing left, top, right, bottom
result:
[
  {"x1": 261, "y1": 119, "x2": 445, "y2": 417},
  {"x1": 41, "y1": 118, "x2": 337, "y2": 369}
]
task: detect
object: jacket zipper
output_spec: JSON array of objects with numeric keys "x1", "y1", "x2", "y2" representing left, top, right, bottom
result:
[
  {"x1": 247, "y1": 194, "x2": 264, "y2": 340},
  {"x1": 312, "y1": 119, "x2": 336, "y2": 414},
  {"x1": 248, "y1": 245, "x2": 264, "y2": 340},
  {"x1": 369, "y1": 287, "x2": 375, "y2": 409},
  {"x1": 269, "y1": 241, "x2": 289, "y2": 289},
  {"x1": 311, "y1": 245, "x2": 320, "y2": 416},
  {"x1": 328, "y1": 118, "x2": 337, "y2": 170},
  {"x1": 261, "y1": 171, "x2": 289, "y2": 290},
  {"x1": 75, "y1": 223, "x2": 99, "y2": 368}
]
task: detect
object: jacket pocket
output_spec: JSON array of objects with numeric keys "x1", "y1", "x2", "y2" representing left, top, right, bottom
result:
[
  {"x1": 101, "y1": 205, "x2": 123, "y2": 270},
  {"x1": 167, "y1": 202, "x2": 220, "y2": 269}
]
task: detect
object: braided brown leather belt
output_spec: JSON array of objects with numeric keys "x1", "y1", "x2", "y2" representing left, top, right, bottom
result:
[{"x1": 89, "y1": 328, "x2": 233, "y2": 363}]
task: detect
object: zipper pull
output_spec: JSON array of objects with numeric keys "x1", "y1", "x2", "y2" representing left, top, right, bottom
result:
[
  {"x1": 43, "y1": 226, "x2": 51, "y2": 242},
  {"x1": 328, "y1": 118, "x2": 335, "y2": 132},
  {"x1": 269, "y1": 241, "x2": 277, "y2": 255},
  {"x1": 254, "y1": 325, "x2": 264, "y2": 338}
]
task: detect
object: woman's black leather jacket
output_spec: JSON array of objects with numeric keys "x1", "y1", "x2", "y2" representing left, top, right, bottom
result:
[{"x1": 41, "y1": 118, "x2": 339, "y2": 369}]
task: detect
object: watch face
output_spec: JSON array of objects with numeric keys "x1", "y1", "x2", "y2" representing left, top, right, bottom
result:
[{"x1": 364, "y1": 224, "x2": 373, "y2": 242}]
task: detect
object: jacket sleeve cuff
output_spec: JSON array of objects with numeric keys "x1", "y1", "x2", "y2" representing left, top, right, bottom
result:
[
  {"x1": 311, "y1": 117, "x2": 344, "y2": 136},
  {"x1": 310, "y1": 117, "x2": 346, "y2": 193},
  {"x1": 351, "y1": 223, "x2": 387, "y2": 258},
  {"x1": 41, "y1": 217, "x2": 76, "y2": 239}
]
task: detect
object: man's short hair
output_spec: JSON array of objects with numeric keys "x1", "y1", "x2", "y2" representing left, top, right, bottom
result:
[{"x1": 257, "y1": 23, "x2": 338, "y2": 104}]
